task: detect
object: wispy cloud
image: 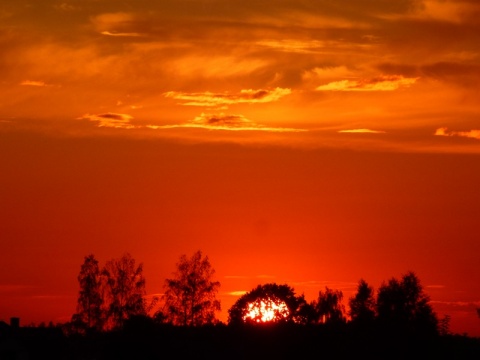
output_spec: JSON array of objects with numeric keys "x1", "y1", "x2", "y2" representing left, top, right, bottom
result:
[
  {"x1": 431, "y1": 300, "x2": 480, "y2": 307},
  {"x1": 54, "y1": 3, "x2": 78, "y2": 12},
  {"x1": 338, "y1": 129, "x2": 386, "y2": 134},
  {"x1": 20, "y1": 80, "x2": 49, "y2": 87},
  {"x1": 164, "y1": 88, "x2": 291, "y2": 107},
  {"x1": 78, "y1": 113, "x2": 137, "y2": 129},
  {"x1": 150, "y1": 113, "x2": 306, "y2": 132},
  {"x1": 435, "y1": 127, "x2": 480, "y2": 140},
  {"x1": 101, "y1": 31, "x2": 144, "y2": 37},
  {"x1": 303, "y1": 66, "x2": 355, "y2": 81},
  {"x1": 257, "y1": 39, "x2": 327, "y2": 54},
  {"x1": 426, "y1": 285, "x2": 446, "y2": 289},
  {"x1": 79, "y1": 111, "x2": 306, "y2": 133},
  {"x1": 226, "y1": 290, "x2": 248, "y2": 296},
  {"x1": 316, "y1": 75, "x2": 418, "y2": 91}
]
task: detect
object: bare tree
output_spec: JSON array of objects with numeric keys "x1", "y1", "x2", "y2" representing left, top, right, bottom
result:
[{"x1": 161, "y1": 251, "x2": 221, "y2": 326}]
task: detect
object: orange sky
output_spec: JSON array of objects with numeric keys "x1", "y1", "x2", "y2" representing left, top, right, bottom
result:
[{"x1": 1, "y1": 0, "x2": 479, "y2": 336}]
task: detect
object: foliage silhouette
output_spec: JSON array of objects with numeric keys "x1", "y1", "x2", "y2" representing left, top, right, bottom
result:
[
  {"x1": 228, "y1": 283, "x2": 313, "y2": 325},
  {"x1": 348, "y1": 279, "x2": 376, "y2": 325},
  {"x1": 313, "y1": 287, "x2": 346, "y2": 324},
  {"x1": 71, "y1": 254, "x2": 104, "y2": 333},
  {"x1": 101, "y1": 253, "x2": 146, "y2": 330},
  {"x1": 160, "y1": 250, "x2": 221, "y2": 326},
  {"x1": 8, "y1": 263, "x2": 480, "y2": 359},
  {"x1": 439, "y1": 314, "x2": 451, "y2": 336},
  {"x1": 376, "y1": 271, "x2": 438, "y2": 335}
]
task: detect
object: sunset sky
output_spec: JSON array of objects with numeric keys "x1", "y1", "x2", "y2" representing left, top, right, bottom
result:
[{"x1": 1, "y1": 0, "x2": 479, "y2": 336}]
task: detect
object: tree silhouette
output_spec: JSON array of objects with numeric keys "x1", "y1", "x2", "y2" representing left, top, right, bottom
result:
[
  {"x1": 161, "y1": 250, "x2": 221, "y2": 326},
  {"x1": 102, "y1": 253, "x2": 146, "y2": 330},
  {"x1": 376, "y1": 271, "x2": 438, "y2": 334},
  {"x1": 314, "y1": 287, "x2": 346, "y2": 324},
  {"x1": 348, "y1": 279, "x2": 376, "y2": 324},
  {"x1": 438, "y1": 314, "x2": 451, "y2": 336},
  {"x1": 71, "y1": 254, "x2": 104, "y2": 333},
  {"x1": 228, "y1": 283, "x2": 313, "y2": 325}
]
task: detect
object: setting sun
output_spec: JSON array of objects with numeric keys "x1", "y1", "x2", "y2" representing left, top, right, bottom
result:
[{"x1": 244, "y1": 298, "x2": 290, "y2": 323}]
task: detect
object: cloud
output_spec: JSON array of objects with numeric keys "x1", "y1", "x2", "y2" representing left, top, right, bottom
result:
[
  {"x1": 227, "y1": 291, "x2": 248, "y2": 296},
  {"x1": 101, "y1": 31, "x2": 144, "y2": 37},
  {"x1": 426, "y1": 285, "x2": 446, "y2": 289},
  {"x1": 404, "y1": 0, "x2": 480, "y2": 24},
  {"x1": 257, "y1": 40, "x2": 327, "y2": 54},
  {"x1": 303, "y1": 66, "x2": 355, "y2": 81},
  {"x1": 431, "y1": 300, "x2": 480, "y2": 307},
  {"x1": 150, "y1": 113, "x2": 306, "y2": 132},
  {"x1": 20, "y1": 80, "x2": 49, "y2": 87},
  {"x1": 78, "y1": 113, "x2": 137, "y2": 129},
  {"x1": 378, "y1": 62, "x2": 480, "y2": 87},
  {"x1": 54, "y1": 3, "x2": 78, "y2": 12},
  {"x1": 316, "y1": 75, "x2": 419, "y2": 91},
  {"x1": 78, "y1": 111, "x2": 306, "y2": 133},
  {"x1": 338, "y1": 129, "x2": 386, "y2": 134},
  {"x1": 164, "y1": 88, "x2": 292, "y2": 107},
  {"x1": 435, "y1": 127, "x2": 480, "y2": 140},
  {"x1": 257, "y1": 39, "x2": 376, "y2": 55},
  {"x1": 91, "y1": 12, "x2": 148, "y2": 36}
]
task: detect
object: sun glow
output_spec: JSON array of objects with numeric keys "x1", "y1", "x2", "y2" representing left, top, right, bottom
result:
[{"x1": 243, "y1": 297, "x2": 290, "y2": 323}]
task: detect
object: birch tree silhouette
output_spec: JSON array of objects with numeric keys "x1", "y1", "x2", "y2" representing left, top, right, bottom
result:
[
  {"x1": 160, "y1": 251, "x2": 221, "y2": 326},
  {"x1": 71, "y1": 254, "x2": 104, "y2": 333},
  {"x1": 102, "y1": 253, "x2": 146, "y2": 329}
]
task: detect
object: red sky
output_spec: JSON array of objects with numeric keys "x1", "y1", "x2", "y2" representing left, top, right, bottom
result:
[{"x1": 1, "y1": 0, "x2": 479, "y2": 336}]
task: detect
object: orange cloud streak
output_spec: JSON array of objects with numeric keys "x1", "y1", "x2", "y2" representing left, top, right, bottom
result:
[
  {"x1": 164, "y1": 88, "x2": 292, "y2": 107},
  {"x1": 78, "y1": 113, "x2": 137, "y2": 129},
  {"x1": 338, "y1": 129, "x2": 386, "y2": 134},
  {"x1": 435, "y1": 127, "x2": 480, "y2": 140},
  {"x1": 316, "y1": 75, "x2": 418, "y2": 91},
  {"x1": 149, "y1": 113, "x2": 306, "y2": 132}
]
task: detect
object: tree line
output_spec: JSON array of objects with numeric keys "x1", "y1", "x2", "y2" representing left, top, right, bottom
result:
[{"x1": 69, "y1": 250, "x2": 442, "y2": 336}]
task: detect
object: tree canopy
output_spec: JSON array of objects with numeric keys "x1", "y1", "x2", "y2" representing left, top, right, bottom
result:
[
  {"x1": 69, "y1": 252, "x2": 443, "y2": 340},
  {"x1": 160, "y1": 250, "x2": 221, "y2": 326},
  {"x1": 348, "y1": 279, "x2": 376, "y2": 324},
  {"x1": 313, "y1": 287, "x2": 346, "y2": 324},
  {"x1": 102, "y1": 253, "x2": 146, "y2": 330},
  {"x1": 228, "y1": 283, "x2": 312, "y2": 325},
  {"x1": 376, "y1": 271, "x2": 438, "y2": 334},
  {"x1": 71, "y1": 253, "x2": 146, "y2": 332},
  {"x1": 71, "y1": 254, "x2": 104, "y2": 333}
]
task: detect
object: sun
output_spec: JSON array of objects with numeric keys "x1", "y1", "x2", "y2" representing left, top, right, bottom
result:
[{"x1": 243, "y1": 297, "x2": 290, "y2": 323}]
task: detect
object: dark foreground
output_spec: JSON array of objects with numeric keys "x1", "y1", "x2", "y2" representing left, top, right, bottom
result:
[{"x1": 1, "y1": 322, "x2": 479, "y2": 360}]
